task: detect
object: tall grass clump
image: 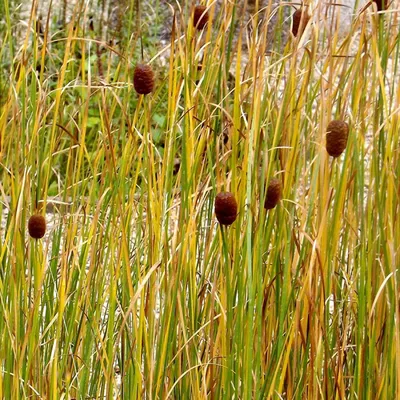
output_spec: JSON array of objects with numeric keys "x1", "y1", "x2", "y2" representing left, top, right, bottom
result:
[{"x1": 0, "y1": 0, "x2": 399, "y2": 398}]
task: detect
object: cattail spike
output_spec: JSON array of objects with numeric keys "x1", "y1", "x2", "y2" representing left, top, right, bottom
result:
[
  {"x1": 326, "y1": 120, "x2": 349, "y2": 158},
  {"x1": 133, "y1": 64, "x2": 155, "y2": 95},
  {"x1": 292, "y1": 8, "x2": 310, "y2": 38},
  {"x1": 215, "y1": 192, "x2": 238, "y2": 226},
  {"x1": 193, "y1": 5, "x2": 209, "y2": 30},
  {"x1": 373, "y1": 0, "x2": 387, "y2": 12},
  {"x1": 264, "y1": 178, "x2": 282, "y2": 210},
  {"x1": 28, "y1": 214, "x2": 46, "y2": 239}
]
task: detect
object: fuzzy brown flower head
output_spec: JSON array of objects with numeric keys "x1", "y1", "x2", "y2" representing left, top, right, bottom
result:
[
  {"x1": 326, "y1": 120, "x2": 349, "y2": 158},
  {"x1": 292, "y1": 9, "x2": 310, "y2": 38},
  {"x1": 264, "y1": 178, "x2": 282, "y2": 210},
  {"x1": 215, "y1": 192, "x2": 238, "y2": 226},
  {"x1": 193, "y1": 5, "x2": 209, "y2": 30},
  {"x1": 133, "y1": 64, "x2": 155, "y2": 95},
  {"x1": 373, "y1": 0, "x2": 387, "y2": 11},
  {"x1": 28, "y1": 214, "x2": 46, "y2": 239}
]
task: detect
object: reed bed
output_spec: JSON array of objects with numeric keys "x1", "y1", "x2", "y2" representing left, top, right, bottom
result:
[{"x1": 0, "y1": 0, "x2": 399, "y2": 398}]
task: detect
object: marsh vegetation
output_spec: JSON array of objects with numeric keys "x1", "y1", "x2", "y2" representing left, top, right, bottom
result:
[{"x1": 0, "y1": 0, "x2": 399, "y2": 398}]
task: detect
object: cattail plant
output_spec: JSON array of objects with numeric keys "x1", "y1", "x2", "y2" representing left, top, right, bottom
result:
[
  {"x1": 215, "y1": 192, "x2": 237, "y2": 225},
  {"x1": 193, "y1": 5, "x2": 209, "y2": 30},
  {"x1": 133, "y1": 64, "x2": 155, "y2": 95},
  {"x1": 326, "y1": 120, "x2": 349, "y2": 158},
  {"x1": 264, "y1": 178, "x2": 282, "y2": 210},
  {"x1": 292, "y1": 8, "x2": 310, "y2": 37},
  {"x1": 28, "y1": 214, "x2": 46, "y2": 239}
]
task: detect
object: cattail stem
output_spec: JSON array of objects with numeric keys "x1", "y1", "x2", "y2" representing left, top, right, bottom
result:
[
  {"x1": 219, "y1": 223, "x2": 233, "y2": 381},
  {"x1": 140, "y1": 36, "x2": 144, "y2": 62}
]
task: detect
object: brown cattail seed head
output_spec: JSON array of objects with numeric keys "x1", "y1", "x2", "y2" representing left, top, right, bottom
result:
[
  {"x1": 292, "y1": 9, "x2": 310, "y2": 37},
  {"x1": 373, "y1": 0, "x2": 387, "y2": 11},
  {"x1": 28, "y1": 214, "x2": 46, "y2": 239},
  {"x1": 326, "y1": 120, "x2": 349, "y2": 158},
  {"x1": 193, "y1": 5, "x2": 209, "y2": 30},
  {"x1": 215, "y1": 192, "x2": 238, "y2": 226},
  {"x1": 173, "y1": 158, "x2": 180, "y2": 175},
  {"x1": 88, "y1": 15, "x2": 94, "y2": 31},
  {"x1": 264, "y1": 178, "x2": 282, "y2": 210},
  {"x1": 133, "y1": 64, "x2": 155, "y2": 95}
]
